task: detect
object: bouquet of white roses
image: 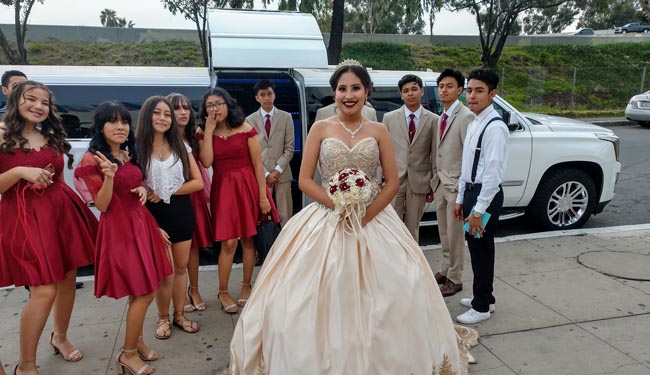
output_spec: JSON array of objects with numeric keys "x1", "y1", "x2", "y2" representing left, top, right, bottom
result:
[{"x1": 326, "y1": 168, "x2": 375, "y2": 234}]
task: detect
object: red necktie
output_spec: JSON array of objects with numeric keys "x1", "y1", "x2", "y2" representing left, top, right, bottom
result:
[
  {"x1": 408, "y1": 113, "x2": 416, "y2": 143},
  {"x1": 439, "y1": 113, "x2": 448, "y2": 140},
  {"x1": 265, "y1": 114, "x2": 271, "y2": 137}
]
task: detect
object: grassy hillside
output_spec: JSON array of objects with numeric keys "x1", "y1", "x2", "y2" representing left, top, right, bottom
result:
[
  {"x1": 344, "y1": 42, "x2": 650, "y2": 116},
  {"x1": 2, "y1": 40, "x2": 648, "y2": 115},
  {"x1": 0, "y1": 41, "x2": 204, "y2": 67}
]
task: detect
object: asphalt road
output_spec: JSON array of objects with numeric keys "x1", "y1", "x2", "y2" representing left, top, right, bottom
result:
[{"x1": 418, "y1": 123, "x2": 650, "y2": 245}]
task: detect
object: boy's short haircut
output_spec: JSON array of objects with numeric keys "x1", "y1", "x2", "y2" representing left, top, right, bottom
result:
[
  {"x1": 1, "y1": 70, "x2": 27, "y2": 88},
  {"x1": 436, "y1": 68, "x2": 465, "y2": 88},
  {"x1": 253, "y1": 79, "x2": 276, "y2": 94},
  {"x1": 398, "y1": 74, "x2": 423, "y2": 91},
  {"x1": 467, "y1": 69, "x2": 499, "y2": 91}
]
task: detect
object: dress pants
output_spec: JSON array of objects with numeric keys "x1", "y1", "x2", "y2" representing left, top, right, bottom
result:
[
  {"x1": 462, "y1": 185, "x2": 503, "y2": 313},
  {"x1": 435, "y1": 185, "x2": 465, "y2": 285},
  {"x1": 270, "y1": 180, "x2": 292, "y2": 227},
  {"x1": 392, "y1": 181, "x2": 426, "y2": 242}
]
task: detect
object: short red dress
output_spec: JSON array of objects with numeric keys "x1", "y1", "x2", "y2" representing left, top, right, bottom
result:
[
  {"x1": 199, "y1": 129, "x2": 279, "y2": 241},
  {"x1": 0, "y1": 146, "x2": 97, "y2": 288},
  {"x1": 189, "y1": 150, "x2": 213, "y2": 249},
  {"x1": 74, "y1": 152, "x2": 172, "y2": 299}
]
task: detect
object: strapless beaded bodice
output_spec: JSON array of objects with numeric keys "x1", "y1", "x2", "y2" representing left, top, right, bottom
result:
[{"x1": 319, "y1": 137, "x2": 381, "y2": 189}]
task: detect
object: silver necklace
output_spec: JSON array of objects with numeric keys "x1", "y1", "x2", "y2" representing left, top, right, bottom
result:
[{"x1": 338, "y1": 116, "x2": 363, "y2": 139}]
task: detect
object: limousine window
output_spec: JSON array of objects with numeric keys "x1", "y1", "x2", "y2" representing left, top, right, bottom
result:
[{"x1": 44, "y1": 85, "x2": 207, "y2": 139}]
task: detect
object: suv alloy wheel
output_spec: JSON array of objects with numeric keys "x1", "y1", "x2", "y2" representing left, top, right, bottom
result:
[{"x1": 528, "y1": 168, "x2": 597, "y2": 230}]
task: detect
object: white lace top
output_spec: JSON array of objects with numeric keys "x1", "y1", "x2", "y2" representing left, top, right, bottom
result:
[{"x1": 145, "y1": 143, "x2": 192, "y2": 204}]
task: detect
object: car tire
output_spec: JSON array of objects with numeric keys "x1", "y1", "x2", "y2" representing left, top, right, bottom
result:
[
  {"x1": 623, "y1": 30, "x2": 627, "y2": 34},
  {"x1": 639, "y1": 121, "x2": 650, "y2": 128},
  {"x1": 527, "y1": 168, "x2": 597, "y2": 230}
]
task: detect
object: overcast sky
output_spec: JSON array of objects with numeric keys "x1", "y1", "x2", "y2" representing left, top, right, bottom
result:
[{"x1": 0, "y1": 0, "x2": 480, "y2": 35}]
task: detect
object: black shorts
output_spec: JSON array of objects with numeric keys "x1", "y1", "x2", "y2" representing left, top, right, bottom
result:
[{"x1": 146, "y1": 194, "x2": 195, "y2": 244}]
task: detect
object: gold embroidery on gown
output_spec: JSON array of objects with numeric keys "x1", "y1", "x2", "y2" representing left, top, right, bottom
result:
[{"x1": 227, "y1": 137, "x2": 475, "y2": 375}]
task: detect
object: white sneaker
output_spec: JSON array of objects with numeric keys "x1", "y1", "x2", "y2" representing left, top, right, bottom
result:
[
  {"x1": 456, "y1": 308, "x2": 491, "y2": 324},
  {"x1": 459, "y1": 298, "x2": 495, "y2": 313}
]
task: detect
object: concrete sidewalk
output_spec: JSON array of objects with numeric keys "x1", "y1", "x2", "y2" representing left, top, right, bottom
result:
[{"x1": 1, "y1": 226, "x2": 649, "y2": 375}]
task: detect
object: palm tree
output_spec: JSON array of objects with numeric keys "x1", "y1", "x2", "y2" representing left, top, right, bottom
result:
[{"x1": 100, "y1": 8, "x2": 118, "y2": 27}]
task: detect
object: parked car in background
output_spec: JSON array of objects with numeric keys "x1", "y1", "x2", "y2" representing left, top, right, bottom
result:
[
  {"x1": 614, "y1": 22, "x2": 650, "y2": 33},
  {"x1": 574, "y1": 28, "x2": 595, "y2": 35},
  {"x1": 625, "y1": 90, "x2": 650, "y2": 127}
]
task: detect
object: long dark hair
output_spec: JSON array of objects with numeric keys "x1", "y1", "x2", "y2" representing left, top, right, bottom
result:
[
  {"x1": 0, "y1": 80, "x2": 74, "y2": 168},
  {"x1": 167, "y1": 92, "x2": 199, "y2": 156},
  {"x1": 199, "y1": 87, "x2": 246, "y2": 130},
  {"x1": 89, "y1": 101, "x2": 140, "y2": 169},
  {"x1": 135, "y1": 96, "x2": 191, "y2": 181}
]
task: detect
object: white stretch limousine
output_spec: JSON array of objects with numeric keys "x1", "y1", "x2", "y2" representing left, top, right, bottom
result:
[{"x1": 0, "y1": 9, "x2": 621, "y2": 231}]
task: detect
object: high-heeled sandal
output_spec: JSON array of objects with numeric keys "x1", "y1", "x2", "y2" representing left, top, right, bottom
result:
[
  {"x1": 237, "y1": 282, "x2": 252, "y2": 307},
  {"x1": 172, "y1": 312, "x2": 200, "y2": 334},
  {"x1": 154, "y1": 316, "x2": 171, "y2": 340},
  {"x1": 136, "y1": 336, "x2": 158, "y2": 361},
  {"x1": 50, "y1": 332, "x2": 83, "y2": 362},
  {"x1": 116, "y1": 347, "x2": 155, "y2": 375},
  {"x1": 218, "y1": 290, "x2": 239, "y2": 314},
  {"x1": 13, "y1": 361, "x2": 35, "y2": 375},
  {"x1": 187, "y1": 285, "x2": 206, "y2": 311}
]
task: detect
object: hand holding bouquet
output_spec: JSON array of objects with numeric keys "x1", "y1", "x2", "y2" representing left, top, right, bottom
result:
[{"x1": 326, "y1": 168, "x2": 376, "y2": 234}]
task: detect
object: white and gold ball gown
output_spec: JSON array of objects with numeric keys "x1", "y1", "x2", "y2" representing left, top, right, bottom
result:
[{"x1": 228, "y1": 137, "x2": 474, "y2": 375}]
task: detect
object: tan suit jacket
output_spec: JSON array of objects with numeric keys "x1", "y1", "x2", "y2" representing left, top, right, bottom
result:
[
  {"x1": 431, "y1": 103, "x2": 474, "y2": 194},
  {"x1": 246, "y1": 108, "x2": 294, "y2": 183},
  {"x1": 431, "y1": 103, "x2": 473, "y2": 284},
  {"x1": 315, "y1": 103, "x2": 377, "y2": 122},
  {"x1": 383, "y1": 106, "x2": 437, "y2": 194}
]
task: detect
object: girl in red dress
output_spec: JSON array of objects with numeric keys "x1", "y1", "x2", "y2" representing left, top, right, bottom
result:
[
  {"x1": 74, "y1": 101, "x2": 174, "y2": 375},
  {"x1": 0, "y1": 81, "x2": 97, "y2": 375},
  {"x1": 167, "y1": 93, "x2": 212, "y2": 313},
  {"x1": 198, "y1": 87, "x2": 279, "y2": 314}
]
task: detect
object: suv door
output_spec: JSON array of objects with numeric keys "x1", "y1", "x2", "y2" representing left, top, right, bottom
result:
[{"x1": 492, "y1": 97, "x2": 532, "y2": 207}]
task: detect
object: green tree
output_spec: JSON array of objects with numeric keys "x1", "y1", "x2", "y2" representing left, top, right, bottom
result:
[
  {"x1": 100, "y1": 8, "x2": 118, "y2": 27},
  {"x1": 522, "y1": 3, "x2": 577, "y2": 34},
  {"x1": 447, "y1": 0, "x2": 570, "y2": 68},
  {"x1": 160, "y1": 0, "x2": 267, "y2": 67},
  {"x1": 100, "y1": 9, "x2": 135, "y2": 28},
  {"x1": 577, "y1": 0, "x2": 649, "y2": 29},
  {"x1": 422, "y1": 0, "x2": 444, "y2": 36},
  {"x1": 344, "y1": 0, "x2": 425, "y2": 34},
  {"x1": 116, "y1": 17, "x2": 136, "y2": 28},
  {"x1": 0, "y1": 0, "x2": 43, "y2": 64},
  {"x1": 328, "y1": 0, "x2": 345, "y2": 64}
]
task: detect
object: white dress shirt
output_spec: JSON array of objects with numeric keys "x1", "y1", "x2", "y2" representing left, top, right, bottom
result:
[
  {"x1": 403, "y1": 105, "x2": 423, "y2": 130},
  {"x1": 260, "y1": 106, "x2": 284, "y2": 177},
  {"x1": 442, "y1": 100, "x2": 460, "y2": 118},
  {"x1": 456, "y1": 106, "x2": 509, "y2": 214}
]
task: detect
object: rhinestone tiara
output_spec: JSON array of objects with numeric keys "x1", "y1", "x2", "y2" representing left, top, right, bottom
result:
[{"x1": 336, "y1": 59, "x2": 363, "y2": 68}]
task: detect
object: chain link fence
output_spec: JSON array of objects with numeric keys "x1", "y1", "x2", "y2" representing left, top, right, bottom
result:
[{"x1": 499, "y1": 66, "x2": 648, "y2": 113}]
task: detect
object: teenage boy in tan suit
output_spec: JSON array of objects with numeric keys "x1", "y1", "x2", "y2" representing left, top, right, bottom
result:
[
  {"x1": 246, "y1": 79, "x2": 295, "y2": 226},
  {"x1": 383, "y1": 74, "x2": 437, "y2": 242},
  {"x1": 431, "y1": 68, "x2": 475, "y2": 297}
]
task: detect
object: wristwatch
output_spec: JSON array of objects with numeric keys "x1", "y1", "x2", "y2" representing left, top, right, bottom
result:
[{"x1": 473, "y1": 211, "x2": 482, "y2": 218}]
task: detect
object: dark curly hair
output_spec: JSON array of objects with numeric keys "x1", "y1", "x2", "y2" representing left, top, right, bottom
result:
[
  {"x1": 199, "y1": 87, "x2": 246, "y2": 130},
  {"x1": 0, "y1": 80, "x2": 74, "y2": 168},
  {"x1": 88, "y1": 101, "x2": 140, "y2": 170},
  {"x1": 167, "y1": 92, "x2": 199, "y2": 156}
]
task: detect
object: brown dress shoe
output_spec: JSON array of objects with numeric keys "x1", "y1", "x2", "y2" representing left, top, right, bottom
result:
[
  {"x1": 440, "y1": 280, "x2": 463, "y2": 297},
  {"x1": 434, "y1": 272, "x2": 447, "y2": 285}
]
